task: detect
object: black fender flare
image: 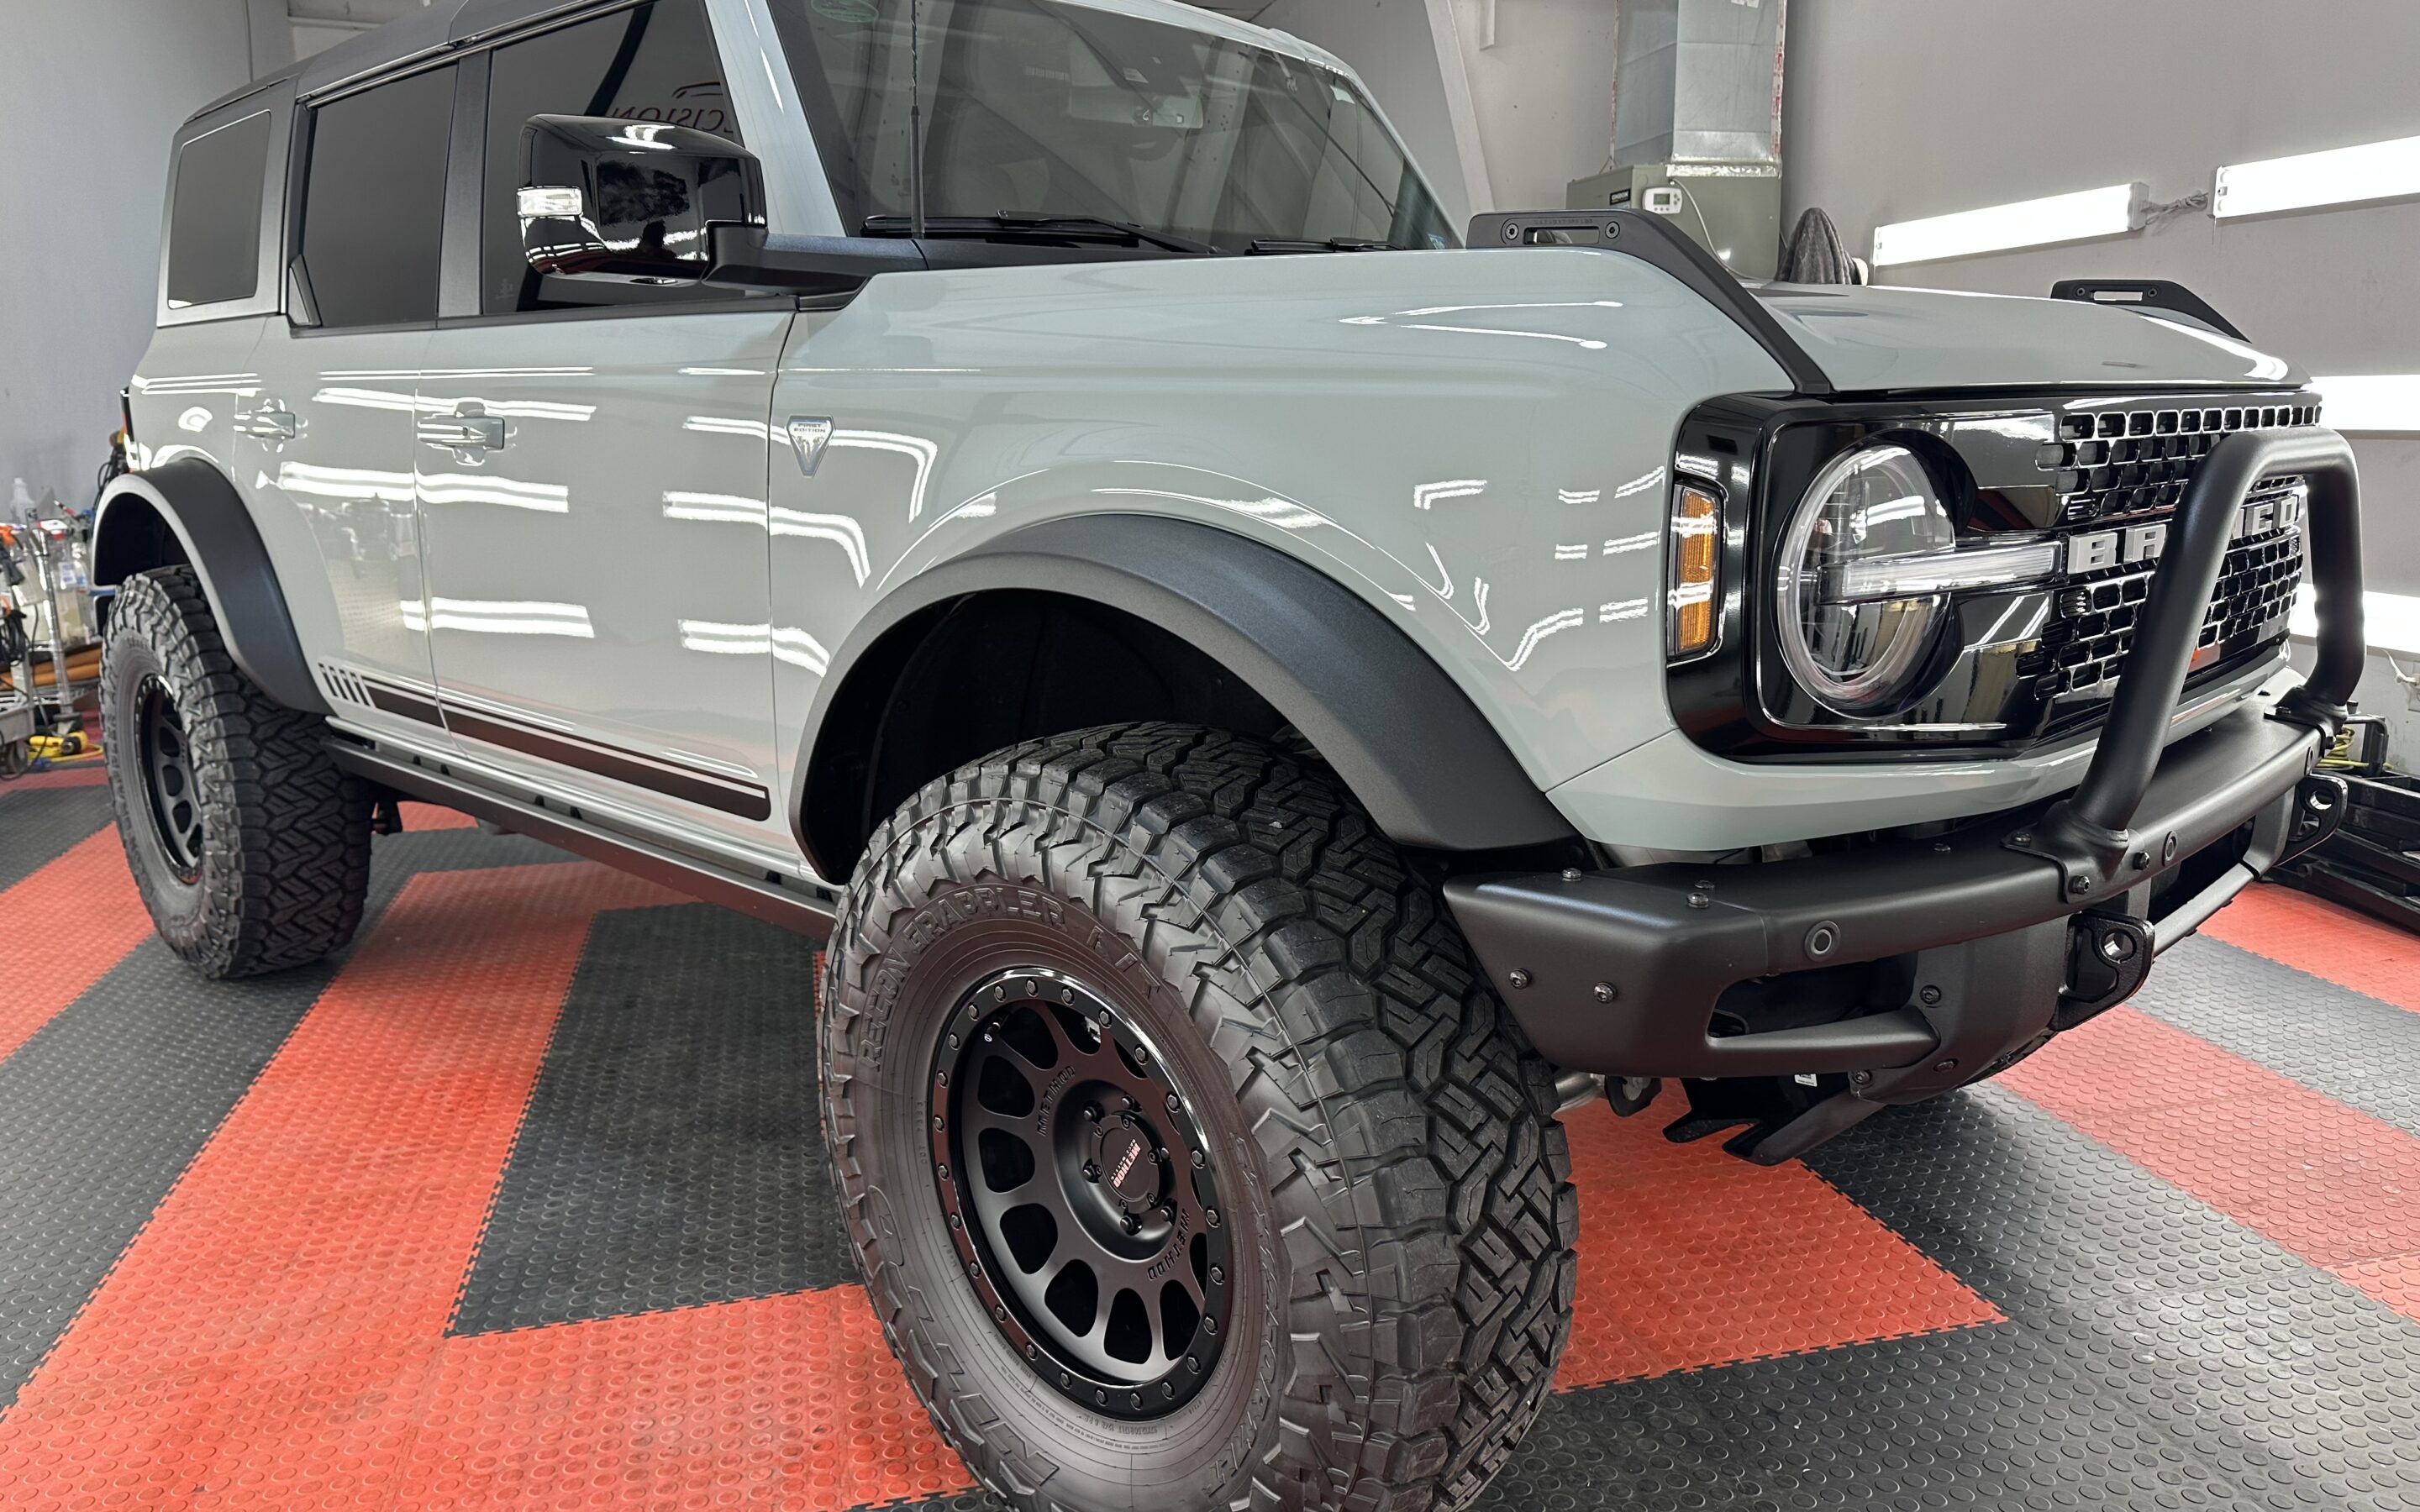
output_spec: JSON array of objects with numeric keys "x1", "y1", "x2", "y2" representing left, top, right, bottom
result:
[
  {"x1": 92, "y1": 458, "x2": 329, "y2": 715},
  {"x1": 796, "y1": 515, "x2": 1575, "y2": 878}
]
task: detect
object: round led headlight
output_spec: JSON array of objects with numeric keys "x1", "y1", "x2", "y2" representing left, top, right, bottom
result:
[{"x1": 1774, "y1": 442, "x2": 1956, "y2": 715}]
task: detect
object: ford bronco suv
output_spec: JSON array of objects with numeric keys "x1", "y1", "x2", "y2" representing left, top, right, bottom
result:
[{"x1": 103, "y1": 0, "x2": 2365, "y2": 1508}]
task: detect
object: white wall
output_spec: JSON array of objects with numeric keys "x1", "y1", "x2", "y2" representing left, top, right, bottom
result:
[
  {"x1": 1783, "y1": 0, "x2": 2420, "y2": 743},
  {"x1": 0, "y1": 0, "x2": 258, "y2": 512},
  {"x1": 1450, "y1": 0, "x2": 1618, "y2": 212}
]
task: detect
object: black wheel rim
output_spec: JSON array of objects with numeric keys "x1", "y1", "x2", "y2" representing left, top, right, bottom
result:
[
  {"x1": 137, "y1": 676, "x2": 204, "y2": 882},
  {"x1": 930, "y1": 968, "x2": 1233, "y2": 1420}
]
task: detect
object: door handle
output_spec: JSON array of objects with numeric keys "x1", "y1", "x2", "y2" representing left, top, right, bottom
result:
[
  {"x1": 416, "y1": 403, "x2": 506, "y2": 456},
  {"x1": 234, "y1": 406, "x2": 297, "y2": 440}
]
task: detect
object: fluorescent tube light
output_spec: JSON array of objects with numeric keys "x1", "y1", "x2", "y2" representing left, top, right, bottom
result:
[
  {"x1": 1870, "y1": 183, "x2": 2141, "y2": 267},
  {"x1": 2309, "y1": 375, "x2": 2420, "y2": 433},
  {"x1": 2292, "y1": 586, "x2": 2420, "y2": 658},
  {"x1": 2214, "y1": 133, "x2": 2420, "y2": 218}
]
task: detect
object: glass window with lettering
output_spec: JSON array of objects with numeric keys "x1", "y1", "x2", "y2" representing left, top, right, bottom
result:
[{"x1": 481, "y1": 0, "x2": 742, "y2": 313}]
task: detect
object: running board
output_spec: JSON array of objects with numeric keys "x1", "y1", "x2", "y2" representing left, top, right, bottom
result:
[{"x1": 329, "y1": 737, "x2": 838, "y2": 937}]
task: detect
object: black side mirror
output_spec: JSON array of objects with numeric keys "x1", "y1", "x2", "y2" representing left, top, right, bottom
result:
[{"x1": 519, "y1": 114, "x2": 765, "y2": 283}]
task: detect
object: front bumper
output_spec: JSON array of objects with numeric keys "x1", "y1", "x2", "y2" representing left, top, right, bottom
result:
[{"x1": 1445, "y1": 426, "x2": 2367, "y2": 1130}]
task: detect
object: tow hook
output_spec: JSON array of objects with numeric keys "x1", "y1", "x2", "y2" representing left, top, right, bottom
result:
[
  {"x1": 2276, "y1": 771, "x2": 2349, "y2": 868},
  {"x1": 2055, "y1": 913, "x2": 2154, "y2": 1029}
]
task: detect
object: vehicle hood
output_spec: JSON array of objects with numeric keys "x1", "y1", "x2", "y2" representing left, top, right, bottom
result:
[{"x1": 1755, "y1": 283, "x2": 2307, "y2": 394}]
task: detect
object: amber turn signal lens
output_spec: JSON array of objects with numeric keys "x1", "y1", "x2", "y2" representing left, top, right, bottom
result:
[{"x1": 1668, "y1": 482, "x2": 1721, "y2": 657}]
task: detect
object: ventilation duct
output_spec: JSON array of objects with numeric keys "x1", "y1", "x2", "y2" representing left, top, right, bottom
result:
[
  {"x1": 1570, "y1": 0, "x2": 1787, "y2": 278},
  {"x1": 1609, "y1": 0, "x2": 1786, "y2": 170}
]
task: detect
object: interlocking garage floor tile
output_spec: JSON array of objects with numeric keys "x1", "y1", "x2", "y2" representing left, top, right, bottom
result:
[
  {"x1": 0, "y1": 820, "x2": 576, "y2": 1410},
  {"x1": 453, "y1": 902, "x2": 854, "y2": 1334},
  {"x1": 0, "y1": 938, "x2": 341, "y2": 1407},
  {"x1": 0, "y1": 782, "x2": 113, "y2": 892},
  {"x1": 2205, "y1": 882, "x2": 2420, "y2": 1013},
  {"x1": 2134, "y1": 935, "x2": 2420, "y2": 1136},
  {"x1": 3, "y1": 813, "x2": 2417, "y2": 1512},
  {"x1": 1811, "y1": 1088, "x2": 2420, "y2": 1509}
]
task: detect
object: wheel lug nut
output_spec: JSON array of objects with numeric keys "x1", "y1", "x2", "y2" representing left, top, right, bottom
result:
[
  {"x1": 1083, "y1": 1163, "x2": 1101, "y2": 1182},
  {"x1": 1084, "y1": 1104, "x2": 1102, "y2": 1122},
  {"x1": 1123, "y1": 1213, "x2": 1140, "y2": 1234}
]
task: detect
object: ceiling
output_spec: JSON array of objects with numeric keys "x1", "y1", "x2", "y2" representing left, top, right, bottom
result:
[{"x1": 288, "y1": 0, "x2": 1284, "y2": 25}]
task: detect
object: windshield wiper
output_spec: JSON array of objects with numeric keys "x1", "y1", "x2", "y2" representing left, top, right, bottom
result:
[
  {"x1": 861, "y1": 213, "x2": 1215, "y2": 256},
  {"x1": 1247, "y1": 237, "x2": 1397, "y2": 255}
]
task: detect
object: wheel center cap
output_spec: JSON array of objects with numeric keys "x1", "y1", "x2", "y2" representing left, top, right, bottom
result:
[{"x1": 1096, "y1": 1119, "x2": 1159, "y2": 1208}]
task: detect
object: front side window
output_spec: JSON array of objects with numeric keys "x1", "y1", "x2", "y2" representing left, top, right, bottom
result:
[
  {"x1": 773, "y1": 0, "x2": 1456, "y2": 253},
  {"x1": 481, "y1": 0, "x2": 740, "y2": 313},
  {"x1": 167, "y1": 111, "x2": 272, "y2": 308},
  {"x1": 300, "y1": 67, "x2": 456, "y2": 328}
]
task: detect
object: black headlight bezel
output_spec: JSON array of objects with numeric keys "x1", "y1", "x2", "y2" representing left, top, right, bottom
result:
[{"x1": 1666, "y1": 388, "x2": 2315, "y2": 760}]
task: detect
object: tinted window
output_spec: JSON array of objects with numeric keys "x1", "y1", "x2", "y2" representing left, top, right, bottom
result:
[
  {"x1": 166, "y1": 111, "x2": 271, "y2": 308},
  {"x1": 301, "y1": 67, "x2": 455, "y2": 328},
  {"x1": 482, "y1": 0, "x2": 739, "y2": 313},
  {"x1": 773, "y1": 0, "x2": 1455, "y2": 253}
]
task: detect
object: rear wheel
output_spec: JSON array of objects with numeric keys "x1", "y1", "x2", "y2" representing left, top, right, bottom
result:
[
  {"x1": 100, "y1": 567, "x2": 371, "y2": 979},
  {"x1": 819, "y1": 724, "x2": 1577, "y2": 1512}
]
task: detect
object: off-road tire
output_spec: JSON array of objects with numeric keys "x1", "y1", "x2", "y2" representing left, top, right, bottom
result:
[
  {"x1": 101, "y1": 566, "x2": 371, "y2": 979},
  {"x1": 819, "y1": 723, "x2": 1578, "y2": 1512}
]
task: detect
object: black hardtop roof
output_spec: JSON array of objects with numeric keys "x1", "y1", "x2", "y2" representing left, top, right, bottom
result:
[{"x1": 188, "y1": 0, "x2": 625, "y2": 121}]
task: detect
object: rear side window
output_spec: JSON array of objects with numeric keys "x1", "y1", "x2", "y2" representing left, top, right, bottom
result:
[
  {"x1": 166, "y1": 111, "x2": 272, "y2": 308},
  {"x1": 481, "y1": 0, "x2": 739, "y2": 314},
  {"x1": 300, "y1": 67, "x2": 456, "y2": 328}
]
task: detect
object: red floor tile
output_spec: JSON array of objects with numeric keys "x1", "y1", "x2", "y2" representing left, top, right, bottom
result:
[
  {"x1": 1557, "y1": 1097, "x2": 2002, "y2": 1386},
  {"x1": 2003, "y1": 1005, "x2": 2420, "y2": 1320},
  {"x1": 0, "y1": 829, "x2": 155, "y2": 1060},
  {"x1": 2203, "y1": 883, "x2": 2420, "y2": 1014},
  {"x1": 0, "y1": 858, "x2": 965, "y2": 1511}
]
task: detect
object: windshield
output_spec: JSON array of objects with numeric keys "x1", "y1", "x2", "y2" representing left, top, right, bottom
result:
[{"x1": 771, "y1": 0, "x2": 1459, "y2": 253}]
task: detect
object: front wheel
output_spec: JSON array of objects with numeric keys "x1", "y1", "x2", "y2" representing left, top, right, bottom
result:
[{"x1": 819, "y1": 725, "x2": 1577, "y2": 1512}]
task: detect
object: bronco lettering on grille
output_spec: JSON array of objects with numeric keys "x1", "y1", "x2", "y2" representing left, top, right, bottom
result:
[{"x1": 2063, "y1": 486, "x2": 2301, "y2": 575}]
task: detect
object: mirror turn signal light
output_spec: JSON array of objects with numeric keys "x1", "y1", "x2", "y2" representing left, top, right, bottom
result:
[{"x1": 1668, "y1": 480, "x2": 1721, "y2": 657}]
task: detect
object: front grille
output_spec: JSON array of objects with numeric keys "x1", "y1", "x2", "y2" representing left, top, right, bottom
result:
[
  {"x1": 2023, "y1": 394, "x2": 2316, "y2": 722},
  {"x1": 2042, "y1": 480, "x2": 2306, "y2": 703},
  {"x1": 2045, "y1": 400, "x2": 2320, "y2": 524}
]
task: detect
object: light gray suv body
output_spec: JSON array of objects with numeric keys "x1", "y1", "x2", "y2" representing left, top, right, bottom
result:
[{"x1": 100, "y1": 2, "x2": 2367, "y2": 1507}]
